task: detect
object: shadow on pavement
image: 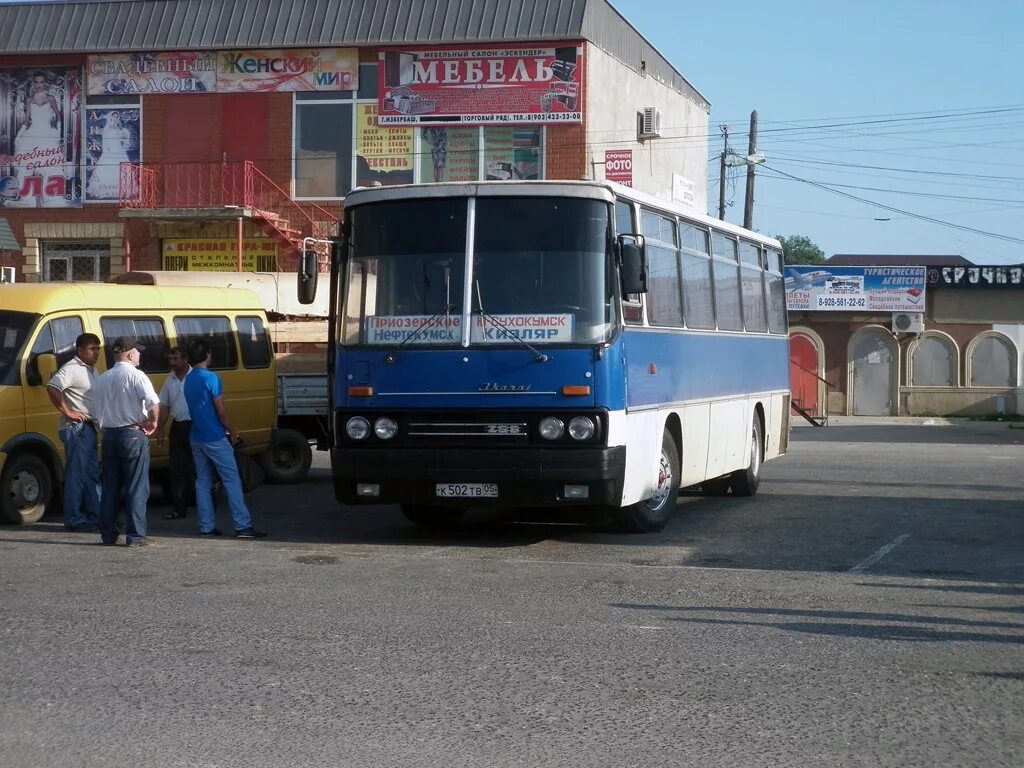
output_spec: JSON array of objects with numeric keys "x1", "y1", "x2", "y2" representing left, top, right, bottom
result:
[{"x1": 793, "y1": 424, "x2": 1024, "y2": 445}]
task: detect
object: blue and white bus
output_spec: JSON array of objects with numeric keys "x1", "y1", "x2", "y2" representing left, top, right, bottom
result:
[{"x1": 298, "y1": 180, "x2": 790, "y2": 532}]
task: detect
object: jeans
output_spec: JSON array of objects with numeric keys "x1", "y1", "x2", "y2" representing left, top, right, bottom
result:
[
  {"x1": 58, "y1": 421, "x2": 100, "y2": 527},
  {"x1": 168, "y1": 420, "x2": 195, "y2": 515},
  {"x1": 99, "y1": 427, "x2": 151, "y2": 545},
  {"x1": 192, "y1": 438, "x2": 253, "y2": 534}
]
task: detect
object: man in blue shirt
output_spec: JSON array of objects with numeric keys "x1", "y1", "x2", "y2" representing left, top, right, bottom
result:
[{"x1": 182, "y1": 338, "x2": 266, "y2": 539}]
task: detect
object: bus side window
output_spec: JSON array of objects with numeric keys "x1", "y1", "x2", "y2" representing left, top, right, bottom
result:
[
  {"x1": 26, "y1": 316, "x2": 84, "y2": 386},
  {"x1": 173, "y1": 316, "x2": 238, "y2": 370},
  {"x1": 100, "y1": 317, "x2": 169, "y2": 373},
  {"x1": 237, "y1": 315, "x2": 272, "y2": 369}
]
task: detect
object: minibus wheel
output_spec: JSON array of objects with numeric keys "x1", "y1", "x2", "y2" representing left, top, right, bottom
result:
[
  {"x1": 0, "y1": 453, "x2": 52, "y2": 525},
  {"x1": 613, "y1": 431, "x2": 680, "y2": 533},
  {"x1": 400, "y1": 505, "x2": 465, "y2": 528},
  {"x1": 729, "y1": 416, "x2": 763, "y2": 497},
  {"x1": 259, "y1": 429, "x2": 313, "y2": 484}
]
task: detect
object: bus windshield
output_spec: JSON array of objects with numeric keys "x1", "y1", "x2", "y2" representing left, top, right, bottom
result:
[
  {"x1": 0, "y1": 310, "x2": 37, "y2": 386},
  {"x1": 342, "y1": 196, "x2": 614, "y2": 347}
]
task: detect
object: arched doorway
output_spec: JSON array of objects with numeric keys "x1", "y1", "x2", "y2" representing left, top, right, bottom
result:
[
  {"x1": 851, "y1": 328, "x2": 896, "y2": 416},
  {"x1": 789, "y1": 333, "x2": 820, "y2": 414}
]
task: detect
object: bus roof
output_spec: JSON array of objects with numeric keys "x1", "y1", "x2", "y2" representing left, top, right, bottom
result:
[
  {"x1": 341, "y1": 180, "x2": 782, "y2": 249},
  {"x1": 0, "y1": 282, "x2": 264, "y2": 315}
]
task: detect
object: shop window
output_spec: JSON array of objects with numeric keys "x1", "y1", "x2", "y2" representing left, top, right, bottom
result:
[
  {"x1": 26, "y1": 316, "x2": 84, "y2": 386},
  {"x1": 483, "y1": 127, "x2": 543, "y2": 180},
  {"x1": 294, "y1": 100, "x2": 353, "y2": 199},
  {"x1": 173, "y1": 316, "x2": 238, "y2": 370},
  {"x1": 237, "y1": 315, "x2": 272, "y2": 369},
  {"x1": 911, "y1": 334, "x2": 957, "y2": 387},
  {"x1": 356, "y1": 62, "x2": 378, "y2": 99},
  {"x1": 43, "y1": 241, "x2": 110, "y2": 282},
  {"x1": 100, "y1": 317, "x2": 169, "y2": 373},
  {"x1": 419, "y1": 127, "x2": 480, "y2": 183},
  {"x1": 969, "y1": 334, "x2": 1017, "y2": 387}
]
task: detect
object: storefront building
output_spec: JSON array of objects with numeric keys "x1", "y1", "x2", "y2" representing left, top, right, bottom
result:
[
  {"x1": 0, "y1": 0, "x2": 711, "y2": 283},
  {"x1": 788, "y1": 256, "x2": 1024, "y2": 418}
]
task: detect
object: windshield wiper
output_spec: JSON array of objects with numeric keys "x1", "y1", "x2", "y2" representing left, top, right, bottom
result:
[
  {"x1": 473, "y1": 281, "x2": 548, "y2": 362},
  {"x1": 383, "y1": 304, "x2": 457, "y2": 362}
]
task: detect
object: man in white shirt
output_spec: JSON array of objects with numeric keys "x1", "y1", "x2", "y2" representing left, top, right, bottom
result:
[
  {"x1": 157, "y1": 346, "x2": 194, "y2": 520},
  {"x1": 46, "y1": 333, "x2": 102, "y2": 531},
  {"x1": 92, "y1": 336, "x2": 160, "y2": 547}
]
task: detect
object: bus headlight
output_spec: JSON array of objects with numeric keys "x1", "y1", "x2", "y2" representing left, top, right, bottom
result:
[
  {"x1": 374, "y1": 417, "x2": 398, "y2": 440},
  {"x1": 539, "y1": 417, "x2": 565, "y2": 440},
  {"x1": 346, "y1": 416, "x2": 370, "y2": 440},
  {"x1": 568, "y1": 416, "x2": 595, "y2": 441}
]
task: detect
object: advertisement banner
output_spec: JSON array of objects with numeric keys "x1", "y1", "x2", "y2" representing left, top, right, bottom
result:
[
  {"x1": 355, "y1": 103, "x2": 414, "y2": 187},
  {"x1": 162, "y1": 238, "x2": 277, "y2": 272},
  {"x1": 483, "y1": 127, "x2": 541, "y2": 180},
  {"x1": 378, "y1": 44, "x2": 584, "y2": 125},
  {"x1": 217, "y1": 48, "x2": 358, "y2": 92},
  {"x1": 87, "y1": 48, "x2": 357, "y2": 95},
  {"x1": 85, "y1": 107, "x2": 140, "y2": 202},
  {"x1": 785, "y1": 266, "x2": 926, "y2": 312},
  {"x1": 87, "y1": 52, "x2": 217, "y2": 95},
  {"x1": 0, "y1": 66, "x2": 83, "y2": 208},
  {"x1": 419, "y1": 127, "x2": 479, "y2": 182},
  {"x1": 605, "y1": 150, "x2": 632, "y2": 186}
]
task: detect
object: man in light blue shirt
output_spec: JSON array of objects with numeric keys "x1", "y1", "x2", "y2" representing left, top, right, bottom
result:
[{"x1": 182, "y1": 338, "x2": 266, "y2": 539}]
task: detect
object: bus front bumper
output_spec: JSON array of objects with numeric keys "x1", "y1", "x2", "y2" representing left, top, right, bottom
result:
[{"x1": 332, "y1": 446, "x2": 626, "y2": 507}]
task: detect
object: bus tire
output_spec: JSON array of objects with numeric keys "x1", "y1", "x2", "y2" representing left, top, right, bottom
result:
[
  {"x1": 729, "y1": 416, "x2": 763, "y2": 497},
  {"x1": 614, "y1": 431, "x2": 680, "y2": 533},
  {"x1": 702, "y1": 477, "x2": 731, "y2": 496},
  {"x1": 400, "y1": 505, "x2": 465, "y2": 528},
  {"x1": 259, "y1": 429, "x2": 313, "y2": 484},
  {"x1": 0, "y1": 453, "x2": 53, "y2": 525}
]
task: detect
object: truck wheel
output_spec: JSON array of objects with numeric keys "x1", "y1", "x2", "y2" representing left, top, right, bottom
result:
[
  {"x1": 0, "y1": 454, "x2": 53, "y2": 525},
  {"x1": 729, "y1": 416, "x2": 763, "y2": 497},
  {"x1": 259, "y1": 428, "x2": 313, "y2": 484},
  {"x1": 613, "y1": 431, "x2": 680, "y2": 533},
  {"x1": 400, "y1": 505, "x2": 465, "y2": 528}
]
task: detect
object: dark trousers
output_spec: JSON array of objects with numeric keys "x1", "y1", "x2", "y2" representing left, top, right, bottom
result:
[
  {"x1": 99, "y1": 427, "x2": 150, "y2": 545},
  {"x1": 168, "y1": 420, "x2": 195, "y2": 515}
]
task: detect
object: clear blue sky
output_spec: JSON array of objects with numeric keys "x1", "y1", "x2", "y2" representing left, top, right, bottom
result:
[{"x1": 613, "y1": 0, "x2": 1024, "y2": 263}]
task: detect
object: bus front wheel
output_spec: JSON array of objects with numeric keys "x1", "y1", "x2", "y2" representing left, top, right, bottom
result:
[
  {"x1": 729, "y1": 416, "x2": 763, "y2": 497},
  {"x1": 614, "y1": 432, "x2": 680, "y2": 533},
  {"x1": 400, "y1": 504, "x2": 465, "y2": 528},
  {"x1": 0, "y1": 453, "x2": 53, "y2": 525}
]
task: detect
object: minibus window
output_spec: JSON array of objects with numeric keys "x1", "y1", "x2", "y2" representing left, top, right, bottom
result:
[
  {"x1": 26, "y1": 316, "x2": 84, "y2": 385},
  {"x1": 174, "y1": 316, "x2": 238, "y2": 370},
  {"x1": 237, "y1": 316, "x2": 271, "y2": 369},
  {"x1": 0, "y1": 311, "x2": 38, "y2": 386},
  {"x1": 100, "y1": 317, "x2": 169, "y2": 373}
]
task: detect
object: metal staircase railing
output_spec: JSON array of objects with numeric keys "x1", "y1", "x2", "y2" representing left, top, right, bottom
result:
[{"x1": 790, "y1": 360, "x2": 834, "y2": 427}]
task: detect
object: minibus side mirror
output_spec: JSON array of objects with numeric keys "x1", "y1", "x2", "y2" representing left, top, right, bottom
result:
[
  {"x1": 297, "y1": 250, "x2": 318, "y2": 305},
  {"x1": 619, "y1": 235, "x2": 648, "y2": 295},
  {"x1": 35, "y1": 352, "x2": 57, "y2": 386}
]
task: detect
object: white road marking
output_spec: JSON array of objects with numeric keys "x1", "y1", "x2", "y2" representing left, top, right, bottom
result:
[{"x1": 850, "y1": 534, "x2": 910, "y2": 573}]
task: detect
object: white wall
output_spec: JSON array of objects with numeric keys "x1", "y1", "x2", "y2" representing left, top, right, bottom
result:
[{"x1": 585, "y1": 45, "x2": 709, "y2": 211}]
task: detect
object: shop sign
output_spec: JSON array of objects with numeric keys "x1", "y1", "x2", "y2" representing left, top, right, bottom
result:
[
  {"x1": 377, "y1": 44, "x2": 584, "y2": 125},
  {"x1": 87, "y1": 48, "x2": 357, "y2": 95},
  {"x1": 785, "y1": 265, "x2": 926, "y2": 312},
  {"x1": 928, "y1": 265, "x2": 1024, "y2": 288},
  {"x1": 0, "y1": 66, "x2": 83, "y2": 208},
  {"x1": 355, "y1": 103, "x2": 414, "y2": 187},
  {"x1": 162, "y1": 237, "x2": 277, "y2": 272},
  {"x1": 85, "y1": 107, "x2": 141, "y2": 203},
  {"x1": 605, "y1": 150, "x2": 632, "y2": 186}
]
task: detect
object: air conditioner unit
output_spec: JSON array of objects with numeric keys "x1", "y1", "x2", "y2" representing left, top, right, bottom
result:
[
  {"x1": 892, "y1": 311, "x2": 924, "y2": 334},
  {"x1": 0, "y1": 267, "x2": 14, "y2": 284},
  {"x1": 639, "y1": 106, "x2": 663, "y2": 138}
]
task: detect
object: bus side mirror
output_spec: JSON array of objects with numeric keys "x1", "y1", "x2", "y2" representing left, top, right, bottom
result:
[
  {"x1": 34, "y1": 352, "x2": 58, "y2": 387},
  {"x1": 619, "y1": 235, "x2": 648, "y2": 295},
  {"x1": 297, "y1": 250, "x2": 318, "y2": 305}
]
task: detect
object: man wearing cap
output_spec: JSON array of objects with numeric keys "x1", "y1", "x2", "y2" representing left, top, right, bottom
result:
[{"x1": 92, "y1": 336, "x2": 161, "y2": 547}]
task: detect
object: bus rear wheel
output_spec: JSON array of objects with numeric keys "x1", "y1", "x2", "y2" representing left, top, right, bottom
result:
[
  {"x1": 400, "y1": 504, "x2": 465, "y2": 528},
  {"x1": 0, "y1": 453, "x2": 53, "y2": 525},
  {"x1": 613, "y1": 431, "x2": 680, "y2": 533},
  {"x1": 729, "y1": 416, "x2": 763, "y2": 497}
]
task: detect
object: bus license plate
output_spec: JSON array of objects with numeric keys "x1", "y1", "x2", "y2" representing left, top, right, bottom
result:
[{"x1": 436, "y1": 483, "x2": 498, "y2": 498}]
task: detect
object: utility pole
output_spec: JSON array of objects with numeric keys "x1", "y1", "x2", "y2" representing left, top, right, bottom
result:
[
  {"x1": 718, "y1": 124, "x2": 729, "y2": 220},
  {"x1": 743, "y1": 110, "x2": 758, "y2": 229}
]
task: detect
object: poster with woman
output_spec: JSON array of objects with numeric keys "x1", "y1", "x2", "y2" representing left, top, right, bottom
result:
[
  {"x1": 85, "y1": 107, "x2": 141, "y2": 202},
  {"x1": 0, "y1": 66, "x2": 82, "y2": 208}
]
